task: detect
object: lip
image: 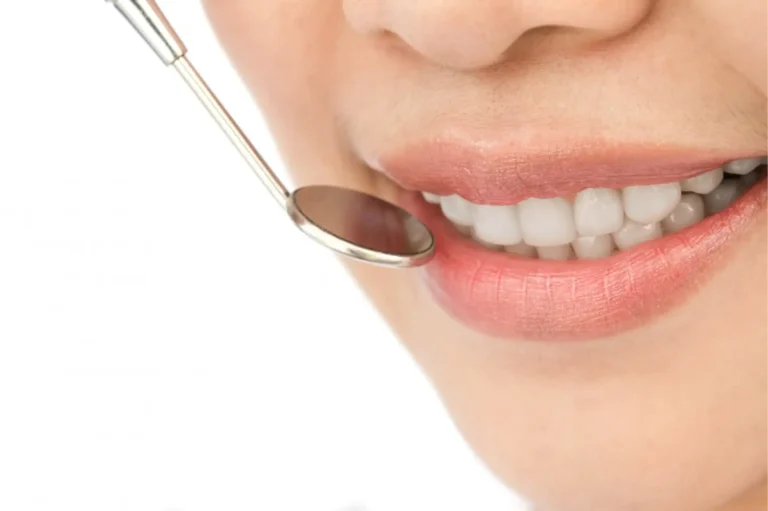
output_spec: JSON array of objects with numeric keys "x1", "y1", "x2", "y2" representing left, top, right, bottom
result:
[
  {"x1": 373, "y1": 138, "x2": 768, "y2": 341},
  {"x1": 375, "y1": 138, "x2": 764, "y2": 205},
  {"x1": 399, "y1": 179, "x2": 766, "y2": 341}
]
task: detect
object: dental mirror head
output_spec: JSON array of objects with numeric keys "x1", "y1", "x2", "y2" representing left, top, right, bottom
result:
[
  {"x1": 106, "y1": 0, "x2": 435, "y2": 268},
  {"x1": 288, "y1": 185, "x2": 434, "y2": 268}
]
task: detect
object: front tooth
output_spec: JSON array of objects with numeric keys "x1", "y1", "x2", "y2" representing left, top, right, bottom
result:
[
  {"x1": 422, "y1": 192, "x2": 441, "y2": 204},
  {"x1": 680, "y1": 168, "x2": 723, "y2": 194},
  {"x1": 661, "y1": 194, "x2": 705, "y2": 233},
  {"x1": 723, "y1": 157, "x2": 763, "y2": 175},
  {"x1": 622, "y1": 183, "x2": 681, "y2": 224},
  {"x1": 703, "y1": 180, "x2": 741, "y2": 214},
  {"x1": 470, "y1": 231, "x2": 502, "y2": 250},
  {"x1": 572, "y1": 235, "x2": 615, "y2": 259},
  {"x1": 612, "y1": 218, "x2": 662, "y2": 250},
  {"x1": 573, "y1": 188, "x2": 624, "y2": 237},
  {"x1": 517, "y1": 197, "x2": 577, "y2": 247},
  {"x1": 504, "y1": 243, "x2": 538, "y2": 258},
  {"x1": 440, "y1": 194, "x2": 475, "y2": 227},
  {"x1": 537, "y1": 244, "x2": 572, "y2": 261},
  {"x1": 472, "y1": 205, "x2": 524, "y2": 245}
]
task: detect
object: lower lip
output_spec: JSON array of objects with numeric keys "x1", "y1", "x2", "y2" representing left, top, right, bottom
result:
[{"x1": 401, "y1": 181, "x2": 767, "y2": 341}]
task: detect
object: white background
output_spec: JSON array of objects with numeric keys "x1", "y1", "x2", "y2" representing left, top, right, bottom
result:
[{"x1": 0, "y1": 1, "x2": 527, "y2": 510}]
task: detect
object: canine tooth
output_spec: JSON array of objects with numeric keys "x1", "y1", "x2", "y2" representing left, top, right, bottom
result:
[
  {"x1": 440, "y1": 195, "x2": 475, "y2": 226},
  {"x1": 517, "y1": 197, "x2": 577, "y2": 247},
  {"x1": 572, "y1": 235, "x2": 615, "y2": 259},
  {"x1": 504, "y1": 243, "x2": 538, "y2": 257},
  {"x1": 680, "y1": 168, "x2": 723, "y2": 194},
  {"x1": 723, "y1": 157, "x2": 763, "y2": 175},
  {"x1": 573, "y1": 188, "x2": 624, "y2": 237},
  {"x1": 703, "y1": 180, "x2": 741, "y2": 214},
  {"x1": 422, "y1": 192, "x2": 441, "y2": 204},
  {"x1": 472, "y1": 204, "x2": 524, "y2": 246},
  {"x1": 622, "y1": 183, "x2": 681, "y2": 224},
  {"x1": 537, "y1": 244, "x2": 572, "y2": 261},
  {"x1": 612, "y1": 219, "x2": 662, "y2": 250},
  {"x1": 661, "y1": 194, "x2": 705, "y2": 233}
]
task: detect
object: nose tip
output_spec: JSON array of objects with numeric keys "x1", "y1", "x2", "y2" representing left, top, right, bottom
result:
[
  {"x1": 343, "y1": 0, "x2": 653, "y2": 70},
  {"x1": 385, "y1": 8, "x2": 525, "y2": 70}
]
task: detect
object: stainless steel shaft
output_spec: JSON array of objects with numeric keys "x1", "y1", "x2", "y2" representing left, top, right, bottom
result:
[{"x1": 106, "y1": 0, "x2": 290, "y2": 207}]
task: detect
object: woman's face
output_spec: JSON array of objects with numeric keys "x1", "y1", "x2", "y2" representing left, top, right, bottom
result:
[{"x1": 202, "y1": 1, "x2": 767, "y2": 510}]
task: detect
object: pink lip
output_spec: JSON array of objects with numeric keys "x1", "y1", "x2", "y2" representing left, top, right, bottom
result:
[
  {"x1": 378, "y1": 139, "x2": 761, "y2": 205},
  {"x1": 374, "y1": 138, "x2": 767, "y2": 341}
]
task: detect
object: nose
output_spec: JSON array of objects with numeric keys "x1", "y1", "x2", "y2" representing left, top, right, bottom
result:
[{"x1": 343, "y1": 0, "x2": 652, "y2": 69}]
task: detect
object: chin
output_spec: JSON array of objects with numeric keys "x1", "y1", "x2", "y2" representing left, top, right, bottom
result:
[{"x1": 420, "y1": 345, "x2": 767, "y2": 511}]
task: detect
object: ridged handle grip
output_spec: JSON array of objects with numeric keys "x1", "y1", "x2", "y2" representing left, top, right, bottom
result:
[{"x1": 107, "y1": 0, "x2": 187, "y2": 65}]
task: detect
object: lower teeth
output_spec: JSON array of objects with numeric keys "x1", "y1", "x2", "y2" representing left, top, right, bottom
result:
[{"x1": 423, "y1": 162, "x2": 765, "y2": 260}]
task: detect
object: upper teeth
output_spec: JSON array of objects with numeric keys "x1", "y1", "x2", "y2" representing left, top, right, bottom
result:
[
  {"x1": 680, "y1": 167, "x2": 723, "y2": 194},
  {"x1": 723, "y1": 157, "x2": 764, "y2": 175},
  {"x1": 473, "y1": 204, "x2": 524, "y2": 245},
  {"x1": 423, "y1": 158, "x2": 765, "y2": 259},
  {"x1": 573, "y1": 188, "x2": 624, "y2": 237},
  {"x1": 518, "y1": 197, "x2": 577, "y2": 247}
]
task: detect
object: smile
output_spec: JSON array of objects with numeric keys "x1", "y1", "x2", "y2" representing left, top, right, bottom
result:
[{"x1": 369, "y1": 141, "x2": 767, "y2": 341}]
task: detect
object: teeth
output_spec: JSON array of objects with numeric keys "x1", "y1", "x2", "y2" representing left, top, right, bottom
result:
[
  {"x1": 537, "y1": 244, "x2": 573, "y2": 261},
  {"x1": 424, "y1": 158, "x2": 764, "y2": 258},
  {"x1": 739, "y1": 171, "x2": 761, "y2": 192},
  {"x1": 504, "y1": 243, "x2": 538, "y2": 257},
  {"x1": 661, "y1": 193, "x2": 705, "y2": 233},
  {"x1": 517, "y1": 197, "x2": 577, "y2": 247},
  {"x1": 573, "y1": 188, "x2": 624, "y2": 237},
  {"x1": 440, "y1": 195, "x2": 475, "y2": 227},
  {"x1": 680, "y1": 168, "x2": 723, "y2": 194},
  {"x1": 470, "y1": 229, "x2": 502, "y2": 250},
  {"x1": 472, "y1": 204, "x2": 524, "y2": 245},
  {"x1": 622, "y1": 182, "x2": 681, "y2": 224},
  {"x1": 723, "y1": 157, "x2": 763, "y2": 175},
  {"x1": 572, "y1": 235, "x2": 615, "y2": 259},
  {"x1": 703, "y1": 180, "x2": 741, "y2": 214},
  {"x1": 612, "y1": 219, "x2": 662, "y2": 250}
]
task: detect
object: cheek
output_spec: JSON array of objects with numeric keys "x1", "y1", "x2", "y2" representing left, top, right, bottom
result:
[
  {"x1": 202, "y1": 1, "x2": 313, "y2": 103},
  {"x1": 202, "y1": 0, "x2": 339, "y2": 173},
  {"x1": 694, "y1": 0, "x2": 767, "y2": 93}
]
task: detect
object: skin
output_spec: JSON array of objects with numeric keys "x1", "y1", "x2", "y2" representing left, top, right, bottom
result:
[{"x1": 201, "y1": 1, "x2": 767, "y2": 510}]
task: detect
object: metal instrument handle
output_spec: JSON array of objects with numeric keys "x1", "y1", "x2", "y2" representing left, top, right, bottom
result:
[
  {"x1": 105, "y1": 0, "x2": 290, "y2": 207},
  {"x1": 107, "y1": 0, "x2": 187, "y2": 65}
]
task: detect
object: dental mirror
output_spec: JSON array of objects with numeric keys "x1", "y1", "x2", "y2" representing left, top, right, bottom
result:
[{"x1": 105, "y1": 0, "x2": 435, "y2": 268}]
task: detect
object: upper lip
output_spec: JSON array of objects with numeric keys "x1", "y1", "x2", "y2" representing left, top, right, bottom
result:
[{"x1": 373, "y1": 137, "x2": 763, "y2": 205}]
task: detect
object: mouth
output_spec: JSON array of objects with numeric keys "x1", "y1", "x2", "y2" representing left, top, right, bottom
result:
[{"x1": 369, "y1": 142, "x2": 767, "y2": 341}]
